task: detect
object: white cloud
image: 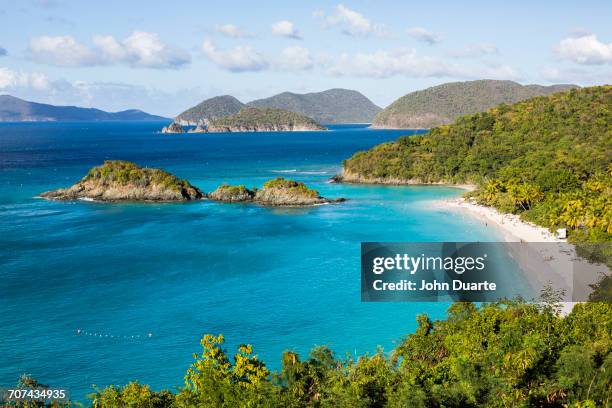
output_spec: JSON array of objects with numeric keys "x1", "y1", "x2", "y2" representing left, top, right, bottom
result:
[
  {"x1": 215, "y1": 24, "x2": 250, "y2": 38},
  {"x1": 201, "y1": 40, "x2": 268, "y2": 72},
  {"x1": 329, "y1": 48, "x2": 452, "y2": 78},
  {"x1": 28, "y1": 35, "x2": 97, "y2": 66},
  {"x1": 201, "y1": 40, "x2": 313, "y2": 73},
  {"x1": 117, "y1": 31, "x2": 190, "y2": 68},
  {"x1": 271, "y1": 20, "x2": 302, "y2": 40},
  {"x1": 407, "y1": 27, "x2": 440, "y2": 45},
  {"x1": 315, "y1": 4, "x2": 381, "y2": 37},
  {"x1": 555, "y1": 34, "x2": 612, "y2": 65},
  {"x1": 450, "y1": 43, "x2": 498, "y2": 58},
  {"x1": 277, "y1": 46, "x2": 312, "y2": 70},
  {"x1": 0, "y1": 67, "x2": 50, "y2": 90},
  {"x1": 28, "y1": 32, "x2": 190, "y2": 68},
  {"x1": 327, "y1": 48, "x2": 520, "y2": 80}
]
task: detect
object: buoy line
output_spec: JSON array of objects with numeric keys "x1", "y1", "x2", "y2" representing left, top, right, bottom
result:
[{"x1": 76, "y1": 328, "x2": 153, "y2": 339}]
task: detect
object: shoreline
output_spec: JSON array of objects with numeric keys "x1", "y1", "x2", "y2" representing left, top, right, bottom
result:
[
  {"x1": 442, "y1": 197, "x2": 561, "y2": 243},
  {"x1": 438, "y1": 197, "x2": 608, "y2": 306}
]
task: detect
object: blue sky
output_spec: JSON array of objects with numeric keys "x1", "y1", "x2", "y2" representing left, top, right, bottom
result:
[{"x1": 0, "y1": 0, "x2": 611, "y2": 116}]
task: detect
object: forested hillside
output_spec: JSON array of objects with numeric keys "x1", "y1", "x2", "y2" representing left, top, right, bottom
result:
[
  {"x1": 344, "y1": 86, "x2": 611, "y2": 249},
  {"x1": 372, "y1": 80, "x2": 577, "y2": 129}
]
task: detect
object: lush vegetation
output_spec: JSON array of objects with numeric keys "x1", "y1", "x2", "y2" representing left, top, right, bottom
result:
[
  {"x1": 214, "y1": 184, "x2": 254, "y2": 196},
  {"x1": 175, "y1": 95, "x2": 245, "y2": 125},
  {"x1": 19, "y1": 299, "x2": 598, "y2": 407},
  {"x1": 83, "y1": 160, "x2": 195, "y2": 192},
  {"x1": 208, "y1": 184, "x2": 256, "y2": 202},
  {"x1": 262, "y1": 177, "x2": 320, "y2": 198},
  {"x1": 346, "y1": 86, "x2": 611, "y2": 247},
  {"x1": 248, "y1": 89, "x2": 381, "y2": 124},
  {"x1": 372, "y1": 80, "x2": 577, "y2": 129},
  {"x1": 209, "y1": 107, "x2": 326, "y2": 130}
]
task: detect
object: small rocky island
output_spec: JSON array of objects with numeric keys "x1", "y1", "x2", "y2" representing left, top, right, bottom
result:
[
  {"x1": 161, "y1": 122, "x2": 184, "y2": 134},
  {"x1": 209, "y1": 178, "x2": 345, "y2": 206},
  {"x1": 208, "y1": 184, "x2": 255, "y2": 202},
  {"x1": 40, "y1": 160, "x2": 203, "y2": 201},
  {"x1": 162, "y1": 107, "x2": 327, "y2": 133}
]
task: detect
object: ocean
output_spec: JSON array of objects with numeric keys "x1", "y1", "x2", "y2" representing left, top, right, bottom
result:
[{"x1": 0, "y1": 122, "x2": 522, "y2": 401}]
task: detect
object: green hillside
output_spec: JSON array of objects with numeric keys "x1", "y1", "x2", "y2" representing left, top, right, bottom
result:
[
  {"x1": 248, "y1": 88, "x2": 381, "y2": 124},
  {"x1": 208, "y1": 107, "x2": 326, "y2": 131},
  {"x1": 175, "y1": 95, "x2": 245, "y2": 125},
  {"x1": 344, "y1": 86, "x2": 611, "y2": 248},
  {"x1": 372, "y1": 80, "x2": 578, "y2": 129}
]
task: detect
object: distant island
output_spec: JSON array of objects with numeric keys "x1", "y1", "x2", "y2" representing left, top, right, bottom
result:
[
  {"x1": 0, "y1": 95, "x2": 167, "y2": 122},
  {"x1": 371, "y1": 80, "x2": 578, "y2": 129},
  {"x1": 209, "y1": 178, "x2": 345, "y2": 206},
  {"x1": 40, "y1": 160, "x2": 203, "y2": 201},
  {"x1": 163, "y1": 107, "x2": 326, "y2": 133},
  {"x1": 248, "y1": 88, "x2": 381, "y2": 124},
  {"x1": 207, "y1": 107, "x2": 326, "y2": 132},
  {"x1": 175, "y1": 95, "x2": 245, "y2": 126},
  {"x1": 170, "y1": 88, "x2": 381, "y2": 131}
]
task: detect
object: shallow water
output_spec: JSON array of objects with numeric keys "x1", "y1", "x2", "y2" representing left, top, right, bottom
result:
[{"x1": 0, "y1": 122, "x2": 522, "y2": 400}]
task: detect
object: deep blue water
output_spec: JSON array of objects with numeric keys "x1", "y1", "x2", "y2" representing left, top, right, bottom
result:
[{"x1": 0, "y1": 122, "x2": 523, "y2": 401}]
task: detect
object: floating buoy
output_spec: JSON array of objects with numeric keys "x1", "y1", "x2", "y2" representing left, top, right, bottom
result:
[{"x1": 76, "y1": 328, "x2": 154, "y2": 340}]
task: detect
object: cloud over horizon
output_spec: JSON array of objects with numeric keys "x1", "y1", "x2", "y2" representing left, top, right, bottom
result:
[
  {"x1": 201, "y1": 40, "x2": 269, "y2": 72},
  {"x1": 555, "y1": 33, "x2": 612, "y2": 65},
  {"x1": 27, "y1": 31, "x2": 191, "y2": 68},
  {"x1": 201, "y1": 40, "x2": 314, "y2": 73},
  {"x1": 327, "y1": 48, "x2": 520, "y2": 80},
  {"x1": 0, "y1": 67, "x2": 50, "y2": 90}
]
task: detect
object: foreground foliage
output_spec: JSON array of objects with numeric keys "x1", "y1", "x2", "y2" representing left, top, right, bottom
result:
[{"x1": 83, "y1": 300, "x2": 612, "y2": 407}]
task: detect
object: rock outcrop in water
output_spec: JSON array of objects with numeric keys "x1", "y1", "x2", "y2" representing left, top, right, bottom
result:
[
  {"x1": 40, "y1": 160, "x2": 203, "y2": 201},
  {"x1": 188, "y1": 123, "x2": 207, "y2": 133},
  {"x1": 208, "y1": 184, "x2": 256, "y2": 202},
  {"x1": 208, "y1": 178, "x2": 345, "y2": 206},
  {"x1": 161, "y1": 122, "x2": 184, "y2": 133}
]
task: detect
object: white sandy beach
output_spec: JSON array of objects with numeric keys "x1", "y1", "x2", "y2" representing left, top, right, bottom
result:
[
  {"x1": 444, "y1": 196, "x2": 562, "y2": 243},
  {"x1": 438, "y1": 196, "x2": 609, "y2": 307}
]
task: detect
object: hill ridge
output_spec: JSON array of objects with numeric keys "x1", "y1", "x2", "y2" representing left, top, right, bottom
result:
[
  {"x1": 372, "y1": 79, "x2": 578, "y2": 129},
  {"x1": 0, "y1": 95, "x2": 167, "y2": 122}
]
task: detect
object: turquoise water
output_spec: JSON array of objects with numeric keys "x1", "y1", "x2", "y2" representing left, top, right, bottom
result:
[{"x1": 0, "y1": 122, "x2": 511, "y2": 400}]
